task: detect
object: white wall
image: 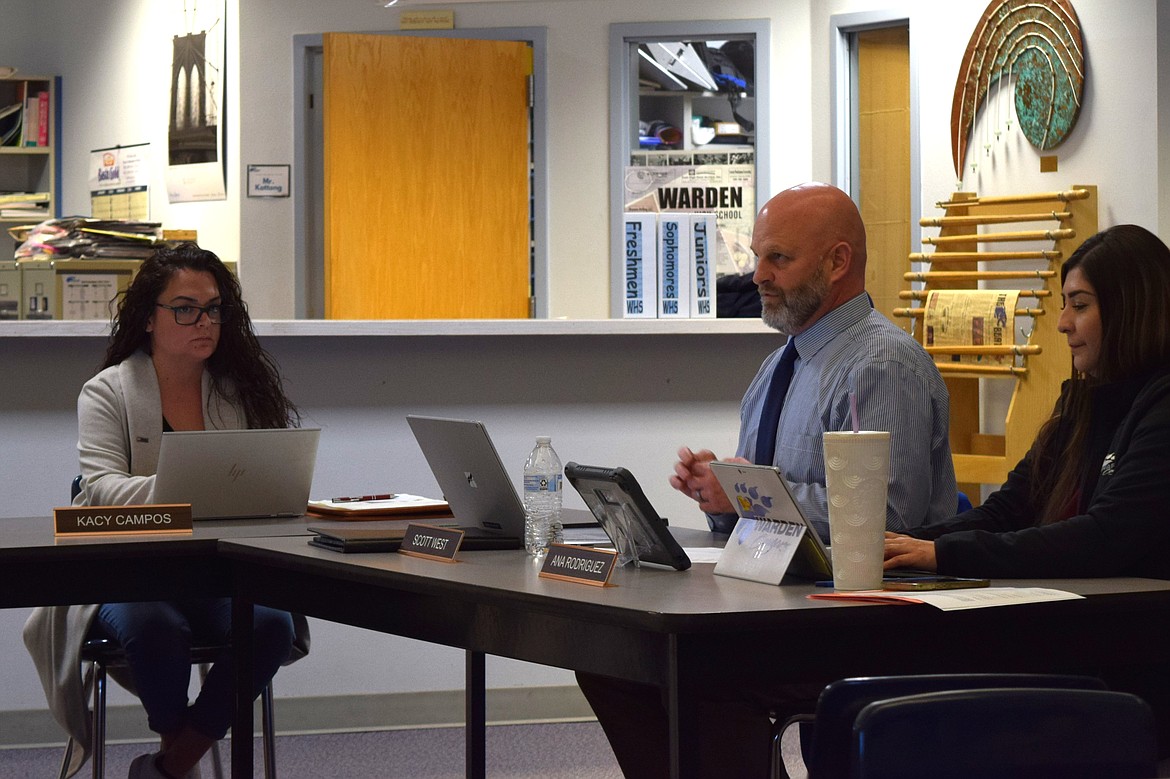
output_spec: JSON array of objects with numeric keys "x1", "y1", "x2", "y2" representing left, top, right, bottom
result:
[{"x1": 812, "y1": 0, "x2": 1161, "y2": 230}]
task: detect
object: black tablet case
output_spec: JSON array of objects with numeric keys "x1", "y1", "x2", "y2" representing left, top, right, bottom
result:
[{"x1": 563, "y1": 462, "x2": 691, "y2": 571}]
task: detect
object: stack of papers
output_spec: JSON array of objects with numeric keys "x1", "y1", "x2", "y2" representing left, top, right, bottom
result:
[
  {"x1": 13, "y1": 217, "x2": 162, "y2": 259},
  {"x1": 0, "y1": 191, "x2": 50, "y2": 219},
  {"x1": 808, "y1": 587, "x2": 1084, "y2": 611}
]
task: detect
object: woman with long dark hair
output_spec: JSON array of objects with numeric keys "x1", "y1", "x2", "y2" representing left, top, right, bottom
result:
[
  {"x1": 25, "y1": 243, "x2": 307, "y2": 779},
  {"x1": 884, "y1": 224, "x2": 1170, "y2": 756},
  {"x1": 885, "y1": 224, "x2": 1170, "y2": 577},
  {"x1": 78, "y1": 241, "x2": 299, "y2": 505}
]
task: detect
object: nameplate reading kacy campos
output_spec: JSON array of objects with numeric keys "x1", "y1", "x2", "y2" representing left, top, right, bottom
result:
[
  {"x1": 539, "y1": 544, "x2": 617, "y2": 587},
  {"x1": 54, "y1": 504, "x2": 193, "y2": 536},
  {"x1": 398, "y1": 524, "x2": 463, "y2": 561}
]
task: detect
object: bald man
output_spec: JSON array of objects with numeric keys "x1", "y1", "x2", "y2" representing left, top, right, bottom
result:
[
  {"x1": 675, "y1": 181, "x2": 955, "y2": 541},
  {"x1": 578, "y1": 183, "x2": 957, "y2": 778}
]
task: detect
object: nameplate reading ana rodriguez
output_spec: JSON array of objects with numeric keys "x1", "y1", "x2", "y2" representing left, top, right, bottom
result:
[
  {"x1": 398, "y1": 524, "x2": 463, "y2": 561},
  {"x1": 54, "y1": 504, "x2": 194, "y2": 536},
  {"x1": 539, "y1": 544, "x2": 617, "y2": 587}
]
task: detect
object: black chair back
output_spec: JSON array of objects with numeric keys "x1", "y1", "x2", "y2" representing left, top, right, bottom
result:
[
  {"x1": 805, "y1": 673, "x2": 1106, "y2": 779},
  {"x1": 851, "y1": 687, "x2": 1157, "y2": 779}
]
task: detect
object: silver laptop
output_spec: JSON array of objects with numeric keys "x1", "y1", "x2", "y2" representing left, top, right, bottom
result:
[
  {"x1": 406, "y1": 416, "x2": 527, "y2": 543},
  {"x1": 153, "y1": 428, "x2": 321, "y2": 519}
]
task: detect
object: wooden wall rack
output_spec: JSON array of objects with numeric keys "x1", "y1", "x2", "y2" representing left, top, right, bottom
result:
[{"x1": 898, "y1": 185, "x2": 1098, "y2": 496}]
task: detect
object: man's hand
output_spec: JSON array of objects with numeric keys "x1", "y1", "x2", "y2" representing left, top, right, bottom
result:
[
  {"x1": 669, "y1": 446, "x2": 747, "y2": 514},
  {"x1": 883, "y1": 532, "x2": 938, "y2": 571}
]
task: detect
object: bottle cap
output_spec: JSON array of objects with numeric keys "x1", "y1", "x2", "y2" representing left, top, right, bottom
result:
[{"x1": 536, "y1": 436, "x2": 551, "y2": 444}]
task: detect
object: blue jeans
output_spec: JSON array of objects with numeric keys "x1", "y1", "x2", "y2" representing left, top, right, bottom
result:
[{"x1": 91, "y1": 598, "x2": 294, "y2": 739}]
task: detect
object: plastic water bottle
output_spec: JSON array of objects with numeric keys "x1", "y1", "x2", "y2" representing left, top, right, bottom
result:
[{"x1": 523, "y1": 436, "x2": 563, "y2": 556}]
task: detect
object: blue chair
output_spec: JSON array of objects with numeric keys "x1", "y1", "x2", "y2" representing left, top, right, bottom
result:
[
  {"x1": 851, "y1": 687, "x2": 1158, "y2": 779},
  {"x1": 772, "y1": 673, "x2": 1108, "y2": 779}
]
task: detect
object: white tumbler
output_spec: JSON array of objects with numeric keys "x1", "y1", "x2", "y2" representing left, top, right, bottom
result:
[{"x1": 823, "y1": 431, "x2": 890, "y2": 591}]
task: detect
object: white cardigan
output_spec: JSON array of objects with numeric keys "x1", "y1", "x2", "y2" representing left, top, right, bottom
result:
[
  {"x1": 23, "y1": 351, "x2": 307, "y2": 778},
  {"x1": 72, "y1": 349, "x2": 246, "y2": 507}
]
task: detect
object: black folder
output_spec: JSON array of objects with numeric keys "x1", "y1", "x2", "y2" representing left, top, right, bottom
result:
[
  {"x1": 307, "y1": 526, "x2": 519, "y2": 554},
  {"x1": 308, "y1": 526, "x2": 407, "y2": 553}
]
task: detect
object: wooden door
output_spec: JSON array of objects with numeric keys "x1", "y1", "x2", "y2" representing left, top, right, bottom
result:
[
  {"x1": 856, "y1": 26, "x2": 910, "y2": 328},
  {"x1": 324, "y1": 33, "x2": 531, "y2": 319}
]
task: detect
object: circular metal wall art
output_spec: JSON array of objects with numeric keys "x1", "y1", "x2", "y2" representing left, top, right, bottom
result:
[{"x1": 951, "y1": 0, "x2": 1085, "y2": 179}]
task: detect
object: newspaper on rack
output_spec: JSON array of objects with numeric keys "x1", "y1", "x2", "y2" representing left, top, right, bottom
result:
[
  {"x1": 924, "y1": 289, "x2": 1021, "y2": 366},
  {"x1": 623, "y1": 159, "x2": 755, "y2": 277}
]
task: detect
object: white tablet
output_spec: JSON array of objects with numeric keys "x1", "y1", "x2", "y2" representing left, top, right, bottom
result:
[{"x1": 708, "y1": 461, "x2": 832, "y2": 580}]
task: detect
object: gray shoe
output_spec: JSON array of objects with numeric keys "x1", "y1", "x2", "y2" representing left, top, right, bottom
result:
[
  {"x1": 127, "y1": 752, "x2": 202, "y2": 779},
  {"x1": 128, "y1": 753, "x2": 168, "y2": 779}
]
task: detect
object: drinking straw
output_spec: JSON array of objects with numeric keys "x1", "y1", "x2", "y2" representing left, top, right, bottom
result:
[{"x1": 849, "y1": 391, "x2": 860, "y2": 434}]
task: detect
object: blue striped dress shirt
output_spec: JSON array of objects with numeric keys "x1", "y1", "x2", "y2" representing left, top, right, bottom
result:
[{"x1": 711, "y1": 292, "x2": 957, "y2": 542}]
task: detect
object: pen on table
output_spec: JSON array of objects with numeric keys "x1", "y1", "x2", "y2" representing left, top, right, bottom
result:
[{"x1": 331, "y1": 494, "x2": 397, "y2": 503}]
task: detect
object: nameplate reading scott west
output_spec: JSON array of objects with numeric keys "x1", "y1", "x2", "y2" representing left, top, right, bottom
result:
[
  {"x1": 539, "y1": 544, "x2": 617, "y2": 587},
  {"x1": 54, "y1": 505, "x2": 194, "y2": 536},
  {"x1": 398, "y1": 524, "x2": 463, "y2": 561}
]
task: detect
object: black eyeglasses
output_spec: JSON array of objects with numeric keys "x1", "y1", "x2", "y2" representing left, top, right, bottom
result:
[{"x1": 155, "y1": 302, "x2": 231, "y2": 325}]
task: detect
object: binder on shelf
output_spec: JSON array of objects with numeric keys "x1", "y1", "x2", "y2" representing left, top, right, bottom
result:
[
  {"x1": 688, "y1": 213, "x2": 716, "y2": 319},
  {"x1": 2, "y1": 81, "x2": 25, "y2": 147},
  {"x1": 0, "y1": 101, "x2": 21, "y2": 147},
  {"x1": 22, "y1": 93, "x2": 39, "y2": 147},
  {"x1": 657, "y1": 215, "x2": 691, "y2": 318},
  {"x1": 0, "y1": 192, "x2": 51, "y2": 205},
  {"x1": 622, "y1": 212, "x2": 658, "y2": 318},
  {"x1": 36, "y1": 91, "x2": 48, "y2": 147}
]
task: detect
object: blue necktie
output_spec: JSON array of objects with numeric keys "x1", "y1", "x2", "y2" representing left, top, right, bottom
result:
[{"x1": 754, "y1": 338, "x2": 798, "y2": 465}]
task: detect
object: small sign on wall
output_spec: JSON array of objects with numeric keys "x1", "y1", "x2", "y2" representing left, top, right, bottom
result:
[
  {"x1": 247, "y1": 164, "x2": 290, "y2": 198},
  {"x1": 400, "y1": 10, "x2": 455, "y2": 30}
]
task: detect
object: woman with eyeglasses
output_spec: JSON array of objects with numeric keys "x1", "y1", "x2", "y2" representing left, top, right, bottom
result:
[{"x1": 24, "y1": 243, "x2": 307, "y2": 779}]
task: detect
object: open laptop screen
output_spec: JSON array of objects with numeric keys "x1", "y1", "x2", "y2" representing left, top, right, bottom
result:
[
  {"x1": 406, "y1": 415, "x2": 526, "y2": 539},
  {"x1": 153, "y1": 428, "x2": 320, "y2": 519}
]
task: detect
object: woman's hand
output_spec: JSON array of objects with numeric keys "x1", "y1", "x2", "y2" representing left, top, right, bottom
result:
[{"x1": 883, "y1": 532, "x2": 938, "y2": 571}]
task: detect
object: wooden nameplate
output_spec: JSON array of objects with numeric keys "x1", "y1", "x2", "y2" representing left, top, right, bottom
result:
[{"x1": 54, "y1": 504, "x2": 194, "y2": 536}]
